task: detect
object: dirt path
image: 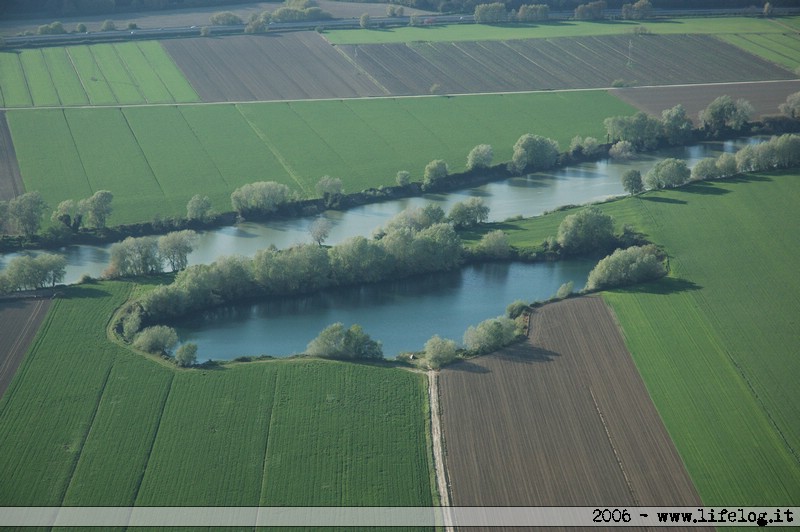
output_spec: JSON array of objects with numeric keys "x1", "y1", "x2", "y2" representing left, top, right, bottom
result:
[
  {"x1": 0, "y1": 297, "x2": 52, "y2": 399},
  {"x1": 427, "y1": 369, "x2": 453, "y2": 531},
  {"x1": 0, "y1": 111, "x2": 25, "y2": 201}
]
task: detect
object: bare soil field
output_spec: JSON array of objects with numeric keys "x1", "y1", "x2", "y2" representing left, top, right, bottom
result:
[
  {"x1": 163, "y1": 33, "x2": 389, "y2": 101},
  {"x1": 336, "y1": 34, "x2": 793, "y2": 96},
  {"x1": 0, "y1": 297, "x2": 51, "y2": 399},
  {"x1": 611, "y1": 79, "x2": 800, "y2": 122},
  {"x1": 439, "y1": 296, "x2": 703, "y2": 509},
  {"x1": 0, "y1": 112, "x2": 24, "y2": 201}
]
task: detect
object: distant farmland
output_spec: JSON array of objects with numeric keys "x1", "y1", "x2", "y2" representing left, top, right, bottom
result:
[
  {"x1": 0, "y1": 42, "x2": 198, "y2": 107},
  {"x1": 439, "y1": 297, "x2": 703, "y2": 507},
  {"x1": 7, "y1": 91, "x2": 635, "y2": 225}
]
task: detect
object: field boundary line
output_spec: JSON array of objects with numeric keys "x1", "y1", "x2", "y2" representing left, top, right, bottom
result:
[
  {"x1": 60, "y1": 108, "x2": 96, "y2": 195},
  {"x1": 176, "y1": 107, "x2": 229, "y2": 187},
  {"x1": 588, "y1": 386, "x2": 640, "y2": 506},
  {"x1": 13, "y1": 53, "x2": 35, "y2": 108},
  {"x1": 136, "y1": 42, "x2": 176, "y2": 104},
  {"x1": 257, "y1": 369, "x2": 281, "y2": 506},
  {"x1": 64, "y1": 47, "x2": 93, "y2": 106},
  {"x1": 111, "y1": 44, "x2": 147, "y2": 104},
  {"x1": 328, "y1": 42, "x2": 392, "y2": 96},
  {"x1": 235, "y1": 105, "x2": 309, "y2": 195},
  {"x1": 37, "y1": 49, "x2": 65, "y2": 107},
  {"x1": 119, "y1": 108, "x2": 166, "y2": 197},
  {"x1": 130, "y1": 372, "x2": 175, "y2": 506}
]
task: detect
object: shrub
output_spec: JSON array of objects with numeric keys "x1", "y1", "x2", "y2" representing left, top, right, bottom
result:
[
  {"x1": 200, "y1": 26, "x2": 211, "y2": 36},
  {"x1": 477, "y1": 229, "x2": 511, "y2": 258},
  {"x1": 187, "y1": 194, "x2": 213, "y2": 222},
  {"x1": 448, "y1": 198, "x2": 489, "y2": 228},
  {"x1": 463, "y1": 316, "x2": 519, "y2": 355},
  {"x1": 505, "y1": 299, "x2": 528, "y2": 319},
  {"x1": 359, "y1": 13, "x2": 371, "y2": 28},
  {"x1": 555, "y1": 281, "x2": 574, "y2": 299},
  {"x1": 691, "y1": 158, "x2": 721, "y2": 181},
  {"x1": 586, "y1": 245, "x2": 665, "y2": 290},
  {"x1": 127, "y1": 22, "x2": 138, "y2": 30},
  {"x1": 716, "y1": 152, "x2": 738, "y2": 177},
  {"x1": 422, "y1": 160, "x2": 449, "y2": 190},
  {"x1": 424, "y1": 335, "x2": 458, "y2": 369},
  {"x1": 644, "y1": 158, "x2": 690, "y2": 189},
  {"x1": 230, "y1": 181, "x2": 292, "y2": 216},
  {"x1": 556, "y1": 206, "x2": 615, "y2": 256},
  {"x1": 466, "y1": 144, "x2": 493, "y2": 170},
  {"x1": 122, "y1": 307, "x2": 142, "y2": 341},
  {"x1": 396, "y1": 170, "x2": 411, "y2": 186},
  {"x1": 609, "y1": 140, "x2": 635, "y2": 159},
  {"x1": 306, "y1": 323, "x2": 382, "y2": 360},
  {"x1": 210, "y1": 11, "x2": 243, "y2": 25},
  {"x1": 75, "y1": 23, "x2": 87, "y2": 32},
  {"x1": 100, "y1": 20, "x2": 116, "y2": 31},
  {"x1": 133, "y1": 326, "x2": 178, "y2": 355},
  {"x1": 175, "y1": 343, "x2": 198, "y2": 367}
]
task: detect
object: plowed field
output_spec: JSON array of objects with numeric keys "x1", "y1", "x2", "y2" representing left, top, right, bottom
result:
[
  {"x1": 439, "y1": 296, "x2": 702, "y2": 507},
  {"x1": 0, "y1": 297, "x2": 51, "y2": 399},
  {"x1": 611, "y1": 79, "x2": 800, "y2": 122},
  {"x1": 0, "y1": 112, "x2": 24, "y2": 200}
]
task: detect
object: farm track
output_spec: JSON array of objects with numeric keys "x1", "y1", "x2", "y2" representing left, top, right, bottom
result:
[
  {"x1": 439, "y1": 297, "x2": 705, "y2": 518},
  {"x1": 0, "y1": 297, "x2": 52, "y2": 399},
  {"x1": 0, "y1": 111, "x2": 25, "y2": 200}
]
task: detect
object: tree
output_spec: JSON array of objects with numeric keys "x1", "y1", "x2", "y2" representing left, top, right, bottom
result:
[
  {"x1": 210, "y1": 11, "x2": 243, "y2": 24},
  {"x1": 516, "y1": 4, "x2": 549, "y2": 22},
  {"x1": 699, "y1": 95, "x2": 753, "y2": 135},
  {"x1": 763, "y1": 2, "x2": 773, "y2": 17},
  {"x1": 661, "y1": 104, "x2": 693, "y2": 146},
  {"x1": 448, "y1": 197, "x2": 489, "y2": 228},
  {"x1": 506, "y1": 300, "x2": 527, "y2": 319},
  {"x1": 329, "y1": 236, "x2": 389, "y2": 284},
  {"x1": 175, "y1": 343, "x2": 198, "y2": 367},
  {"x1": 79, "y1": 190, "x2": 113, "y2": 229},
  {"x1": 306, "y1": 323, "x2": 382, "y2": 360},
  {"x1": 779, "y1": 91, "x2": 800, "y2": 119},
  {"x1": 133, "y1": 325, "x2": 179, "y2": 355},
  {"x1": 621, "y1": 0, "x2": 652, "y2": 19},
  {"x1": 556, "y1": 281, "x2": 574, "y2": 299},
  {"x1": 51, "y1": 199, "x2": 81, "y2": 230},
  {"x1": 425, "y1": 335, "x2": 458, "y2": 369},
  {"x1": 187, "y1": 194, "x2": 212, "y2": 222},
  {"x1": 100, "y1": 19, "x2": 116, "y2": 31},
  {"x1": 716, "y1": 152, "x2": 738, "y2": 177},
  {"x1": 604, "y1": 112, "x2": 663, "y2": 150},
  {"x1": 231, "y1": 181, "x2": 292, "y2": 216},
  {"x1": 157, "y1": 230, "x2": 196, "y2": 272},
  {"x1": 466, "y1": 144, "x2": 493, "y2": 170},
  {"x1": 556, "y1": 206, "x2": 615, "y2": 256},
  {"x1": 107, "y1": 236, "x2": 161, "y2": 277},
  {"x1": 691, "y1": 158, "x2": 721, "y2": 181},
  {"x1": 309, "y1": 217, "x2": 332, "y2": 246},
  {"x1": 3, "y1": 253, "x2": 66, "y2": 290},
  {"x1": 474, "y1": 2, "x2": 508, "y2": 23},
  {"x1": 8, "y1": 191, "x2": 47, "y2": 237},
  {"x1": 359, "y1": 12, "x2": 371, "y2": 28},
  {"x1": 586, "y1": 245, "x2": 665, "y2": 290},
  {"x1": 574, "y1": 1, "x2": 606, "y2": 20},
  {"x1": 423, "y1": 160, "x2": 449, "y2": 190},
  {"x1": 75, "y1": 22, "x2": 87, "y2": 32},
  {"x1": 644, "y1": 158, "x2": 690, "y2": 189},
  {"x1": 463, "y1": 316, "x2": 518, "y2": 355},
  {"x1": 608, "y1": 140, "x2": 635, "y2": 160},
  {"x1": 200, "y1": 26, "x2": 211, "y2": 36},
  {"x1": 477, "y1": 229, "x2": 510, "y2": 258},
  {"x1": 315, "y1": 176, "x2": 344, "y2": 201},
  {"x1": 396, "y1": 170, "x2": 411, "y2": 186},
  {"x1": 510, "y1": 134, "x2": 560, "y2": 173},
  {"x1": 621, "y1": 169, "x2": 643, "y2": 195}
]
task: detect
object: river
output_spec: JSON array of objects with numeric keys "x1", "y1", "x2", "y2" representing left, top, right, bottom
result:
[{"x1": 0, "y1": 137, "x2": 762, "y2": 283}]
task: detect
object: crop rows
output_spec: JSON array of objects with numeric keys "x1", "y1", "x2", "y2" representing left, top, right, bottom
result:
[
  {"x1": 0, "y1": 42, "x2": 198, "y2": 108},
  {"x1": 721, "y1": 32, "x2": 800, "y2": 70},
  {"x1": 8, "y1": 91, "x2": 633, "y2": 225},
  {"x1": 0, "y1": 283, "x2": 435, "y2": 507}
]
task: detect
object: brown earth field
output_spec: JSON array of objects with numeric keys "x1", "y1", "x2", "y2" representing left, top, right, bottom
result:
[
  {"x1": 0, "y1": 297, "x2": 51, "y2": 400},
  {"x1": 164, "y1": 32, "x2": 794, "y2": 101},
  {"x1": 611, "y1": 79, "x2": 800, "y2": 122},
  {"x1": 162, "y1": 33, "x2": 389, "y2": 101},
  {"x1": 438, "y1": 296, "x2": 704, "y2": 512},
  {"x1": 0, "y1": 112, "x2": 24, "y2": 201}
]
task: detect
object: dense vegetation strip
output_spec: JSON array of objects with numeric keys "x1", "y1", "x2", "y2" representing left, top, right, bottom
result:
[{"x1": 0, "y1": 282, "x2": 435, "y2": 507}]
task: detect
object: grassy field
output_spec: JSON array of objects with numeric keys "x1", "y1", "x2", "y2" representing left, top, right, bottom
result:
[
  {"x1": 470, "y1": 173, "x2": 800, "y2": 503},
  {"x1": 0, "y1": 42, "x2": 198, "y2": 108},
  {"x1": 0, "y1": 283, "x2": 435, "y2": 508},
  {"x1": 325, "y1": 16, "x2": 788, "y2": 45},
  {"x1": 720, "y1": 32, "x2": 800, "y2": 71},
  {"x1": 8, "y1": 91, "x2": 635, "y2": 225}
]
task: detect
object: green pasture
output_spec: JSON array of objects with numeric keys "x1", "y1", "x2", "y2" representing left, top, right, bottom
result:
[
  {"x1": 471, "y1": 173, "x2": 800, "y2": 503},
  {"x1": 0, "y1": 283, "x2": 434, "y2": 508},
  {"x1": 0, "y1": 42, "x2": 198, "y2": 108},
  {"x1": 9, "y1": 90, "x2": 634, "y2": 225},
  {"x1": 325, "y1": 16, "x2": 786, "y2": 45},
  {"x1": 720, "y1": 33, "x2": 800, "y2": 70}
]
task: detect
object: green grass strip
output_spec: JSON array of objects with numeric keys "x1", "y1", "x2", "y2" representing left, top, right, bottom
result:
[
  {"x1": 113, "y1": 43, "x2": 174, "y2": 104},
  {"x1": 91, "y1": 44, "x2": 146, "y2": 104},
  {"x1": 19, "y1": 50, "x2": 60, "y2": 107},
  {"x1": 136, "y1": 41, "x2": 200, "y2": 103},
  {"x1": 0, "y1": 52, "x2": 32, "y2": 107},
  {"x1": 66, "y1": 46, "x2": 117, "y2": 105},
  {"x1": 41, "y1": 47, "x2": 89, "y2": 106}
]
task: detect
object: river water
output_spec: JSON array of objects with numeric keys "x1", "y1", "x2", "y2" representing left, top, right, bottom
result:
[{"x1": 0, "y1": 137, "x2": 761, "y2": 283}]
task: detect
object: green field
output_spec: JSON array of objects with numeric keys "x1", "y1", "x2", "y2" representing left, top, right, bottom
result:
[
  {"x1": 9, "y1": 91, "x2": 635, "y2": 225},
  {"x1": 472, "y1": 173, "x2": 800, "y2": 503},
  {"x1": 0, "y1": 42, "x2": 199, "y2": 108},
  {"x1": 720, "y1": 32, "x2": 800, "y2": 70},
  {"x1": 325, "y1": 16, "x2": 787, "y2": 45},
  {"x1": 0, "y1": 283, "x2": 435, "y2": 508}
]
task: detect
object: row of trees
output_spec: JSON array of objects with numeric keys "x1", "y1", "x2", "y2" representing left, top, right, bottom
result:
[
  {"x1": 474, "y1": 2, "x2": 549, "y2": 23},
  {"x1": 52, "y1": 190, "x2": 113, "y2": 231},
  {"x1": 0, "y1": 192, "x2": 48, "y2": 237},
  {"x1": 104, "y1": 229, "x2": 196, "y2": 278},
  {"x1": 0, "y1": 253, "x2": 66, "y2": 293}
]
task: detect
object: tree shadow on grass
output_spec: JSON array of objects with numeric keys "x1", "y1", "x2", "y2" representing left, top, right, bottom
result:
[
  {"x1": 683, "y1": 182, "x2": 730, "y2": 195},
  {"x1": 63, "y1": 285, "x2": 112, "y2": 299},
  {"x1": 642, "y1": 196, "x2": 686, "y2": 204},
  {"x1": 613, "y1": 276, "x2": 702, "y2": 296},
  {"x1": 729, "y1": 173, "x2": 773, "y2": 183}
]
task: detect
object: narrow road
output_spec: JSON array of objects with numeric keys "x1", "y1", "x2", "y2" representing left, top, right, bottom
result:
[{"x1": 427, "y1": 369, "x2": 454, "y2": 532}]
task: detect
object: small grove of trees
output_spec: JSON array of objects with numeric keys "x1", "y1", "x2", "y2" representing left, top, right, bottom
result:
[
  {"x1": 306, "y1": 322, "x2": 382, "y2": 360},
  {"x1": 2, "y1": 191, "x2": 48, "y2": 237},
  {"x1": 230, "y1": 181, "x2": 293, "y2": 217},
  {"x1": 386, "y1": 5, "x2": 405, "y2": 16},
  {"x1": 509, "y1": 134, "x2": 560, "y2": 173},
  {"x1": 585, "y1": 245, "x2": 665, "y2": 291},
  {"x1": 621, "y1": 0, "x2": 652, "y2": 20},
  {"x1": 424, "y1": 335, "x2": 458, "y2": 369},
  {"x1": 104, "y1": 230, "x2": 196, "y2": 278},
  {"x1": 466, "y1": 144, "x2": 493, "y2": 170},
  {"x1": 608, "y1": 140, "x2": 635, "y2": 160},
  {"x1": 447, "y1": 197, "x2": 489, "y2": 228},
  {"x1": 643, "y1": 158, "x2": 690, "y2": 189},
  {"x1": 474, "y1": 2, "x2": 509, "y2": 23},
  {"x1": 568, "y1": 136, "x2": 601, "y2": 158},
  {"x1": 605, "y1": 104, "x2": 694, "y2": 152},
  {"x1": 132, "y1": 325, "x2": 178, "y2": 356},
  {"x1": 52, "y1": 190, "x2": 113, "y2": 231},
  {"x1": 516, "y1": 4, "x2": 549, "y2": 22},
  {"x1": 556, "y1": 206, "x2": 615, "y2": 256},
  {"x1": 271, "y1": 5, "x2": 332, "y2": 22},
  {"x1": 186, "y1": 194, "x2": 213, "y2": 223},
  {"x1": 0, "y1": 253, "x2": 67, "y2": 293},
  {"x1": 574, "y1": 1, "x2": 606, "y2": 20},
  {"x1": 37, "y1": 21, "x2": 66, "y2": 34},
  {"x1": 423, "y1": 160, "x2": 449, "y2": 190},
  {"x1": 463, "y1": 316, "x2": 519, "y2": 355},
  {"x1": 699, "y1": 95, "x2": 753, "y2": 136},
  {"x1": 210, "y1": 11, "x2": 243, "y2": 25}
]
